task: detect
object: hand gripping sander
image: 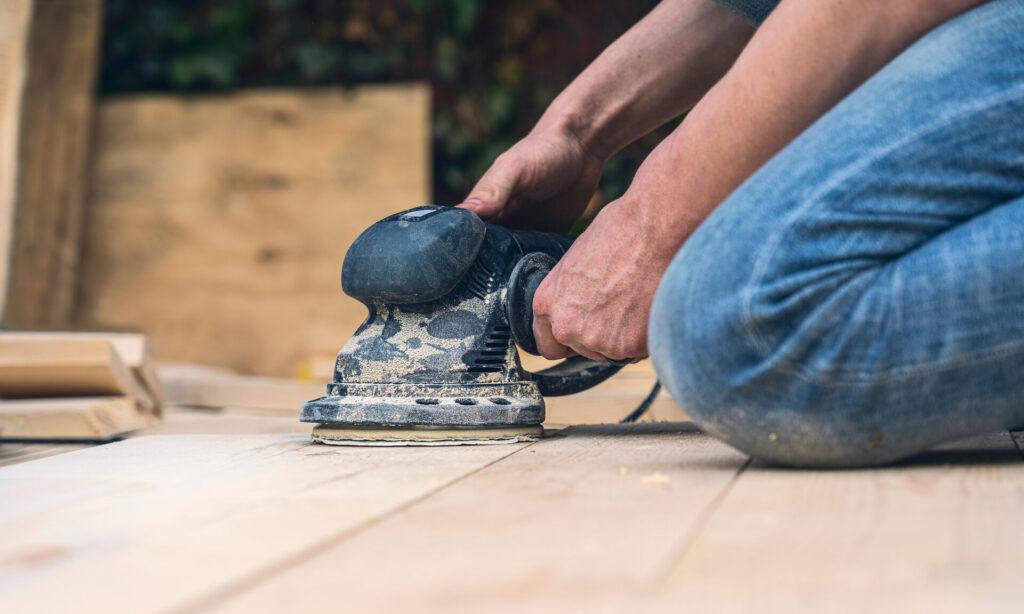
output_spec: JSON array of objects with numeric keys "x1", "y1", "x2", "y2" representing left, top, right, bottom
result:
[{"x1": 300, "y1": 205, "x2": 625, "y2": 446}]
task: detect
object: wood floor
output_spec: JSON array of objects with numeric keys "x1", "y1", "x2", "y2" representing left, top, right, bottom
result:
[{"x1": 2, "y1": 404, "x2": 1022, "y2": 613}]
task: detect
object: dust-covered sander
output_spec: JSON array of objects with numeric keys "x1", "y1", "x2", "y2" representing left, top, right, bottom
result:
[{"x1": 300, "y1": 205, "x2": 625, "y2": 446}]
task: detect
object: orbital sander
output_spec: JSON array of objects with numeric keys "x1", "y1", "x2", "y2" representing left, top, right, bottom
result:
[{"x1": 300, "y1": 204, "x2": 630, "y2": 446}]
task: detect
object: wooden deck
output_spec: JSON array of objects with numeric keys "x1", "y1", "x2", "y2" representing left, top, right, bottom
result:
[{"x1": 2, "y1": 404, "x2": 1022, "y2": 613}]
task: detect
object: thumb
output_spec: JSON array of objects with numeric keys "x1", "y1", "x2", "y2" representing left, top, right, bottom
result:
[{"x1": 457, "y1": 157, "x2": 523, "y2": 220}]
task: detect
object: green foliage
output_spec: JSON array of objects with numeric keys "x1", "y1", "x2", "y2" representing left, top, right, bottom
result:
[{"x1": 101, "y1": 0, "x2": 666, "y2": 205}]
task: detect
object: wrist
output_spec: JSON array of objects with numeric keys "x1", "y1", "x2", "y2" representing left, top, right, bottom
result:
[
  {"x1": 534, "y1": 97, "x2": 616, "y2": 163},
  {"x1": 606, "y1": 193, "x2": 686, "y2": 266}
]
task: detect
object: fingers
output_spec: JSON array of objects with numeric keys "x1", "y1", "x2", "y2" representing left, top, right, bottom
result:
[
  {"x1": 457, "y1": 154, "x2": 523, "y2": 220},
  {"x1": 532, "y1": 314, "x2": 575, "y2": 360},
  {"x1": 532, "y1": 270, "x2": 608, "y2": 363}
]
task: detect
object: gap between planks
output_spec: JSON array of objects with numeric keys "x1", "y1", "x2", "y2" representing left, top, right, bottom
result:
[
  {"x1": 206, "y1": 424, "x2": 747, "y2": 614},
  {"x1": 649, "y1": 430, "x2": 1024, "y2": 614},
  {"x1": 168, "y1": 441, "x2": 537, "y2": 614},
  {"x1": 0, "y1": 435, "x2": 530, "y2": 614}
]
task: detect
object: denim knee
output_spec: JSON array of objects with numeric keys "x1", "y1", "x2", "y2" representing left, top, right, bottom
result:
[{"x1": 649, "y1": 226, "x2": 903, "y2": 468}]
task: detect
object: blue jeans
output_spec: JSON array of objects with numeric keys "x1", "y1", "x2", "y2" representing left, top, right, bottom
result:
[{"x1": 648, "y1": 0, "x2": 1024, "y2": 467}]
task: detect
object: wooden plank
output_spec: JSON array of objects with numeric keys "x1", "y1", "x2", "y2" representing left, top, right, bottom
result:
[
  {"x1": 1, "y1": 331, "x2": 167, "y2": 407},
  {"x1": 159, "y1": 363, "x2": 322, "y2": 412},
  {"x1": 143, "y1": 405, "x2": 311, "y2": 436},
  {"x1": 76, "y1": 85, "x2": 431, "y2": 377},
  {"x1": 0, "y1": 0, "x2": 32, "y2": 304},
  {"x1": 0, "y1": 397, "x2": 150, "y2": 440},
  {"x1": 0, "y1": 433, "x2": 524, "y2": 613},
  {"x1": 0, "y1": 336, "x2": 155, "y2": 413},
  {"x1": 655, "y1": 431, "x2": 1024, "y2": 613},
  {"x1": 3, "y1": 0, "x2": 102, "y2": 328},
  {"x1": 208, "y1": 424, "x2": 747, "y2": 613},
  {"x1": 0, "y1": 441, "x2": 91, "y2": 468}
]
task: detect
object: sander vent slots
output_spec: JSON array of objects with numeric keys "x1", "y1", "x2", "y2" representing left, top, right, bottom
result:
[
  {"x1": 464, "y1": 258, "x2": 494, "y2": 300},
  {"x1": 467, "y1": 326, "x2": 511, "y2": 374}
]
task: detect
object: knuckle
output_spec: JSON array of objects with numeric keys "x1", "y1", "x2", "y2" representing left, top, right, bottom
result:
[
  {"x1": 581, "y1": 332, "x2": 606, "y2": 355},
  {"x1": 550, "y1": 318, "x2": 575, "y2": 346},
  {"x1": 532, "y1": 291, "x2": 551, "y2": 317}
]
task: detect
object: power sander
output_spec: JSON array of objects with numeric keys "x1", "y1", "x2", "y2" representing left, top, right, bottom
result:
[{"x1": 300, "y1": 204, "x2": 629, "y2": 446}]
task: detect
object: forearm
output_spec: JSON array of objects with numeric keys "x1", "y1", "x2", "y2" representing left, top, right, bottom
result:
[
  {"x1": 537, "y1": 0, "x2": 755, "y2": 160},
  {"x1": 623, "y1": 0, "x2": 988, "y2": 251}
]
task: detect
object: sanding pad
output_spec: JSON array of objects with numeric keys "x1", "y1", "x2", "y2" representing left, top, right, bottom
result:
[{"x1": 311, "y1": 424, "x2": 543, "y2": 447}]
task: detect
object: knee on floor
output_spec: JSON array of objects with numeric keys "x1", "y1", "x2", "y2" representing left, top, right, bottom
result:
[{"x1": 648, "y1": 238, "x2": 898, "y2": 468}]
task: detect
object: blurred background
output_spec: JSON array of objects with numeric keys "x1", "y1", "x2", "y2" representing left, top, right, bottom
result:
[
  {"x1": 0, "y1": 0, "x2": 676, "y2": 388},
  {"x1": 0, "y1": 0, "x2": 686, "y2": 444},
  {"x1": 100, "y1": 0, "x2": 666, "y2": 206}
]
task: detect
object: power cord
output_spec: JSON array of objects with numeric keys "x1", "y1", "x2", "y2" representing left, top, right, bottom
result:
[{"x1": 620, "y1": 381, "x2": 661, "y2": 423}]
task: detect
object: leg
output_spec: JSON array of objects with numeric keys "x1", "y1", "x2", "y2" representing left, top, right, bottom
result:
[{"x1": 649, "y1": 0, "x2": 1024, "y2": 467}]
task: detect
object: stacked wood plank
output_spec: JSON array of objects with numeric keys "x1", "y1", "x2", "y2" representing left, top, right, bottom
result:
[{"x1": 0, "y1": 333, "x2": 162, "y2": 440}]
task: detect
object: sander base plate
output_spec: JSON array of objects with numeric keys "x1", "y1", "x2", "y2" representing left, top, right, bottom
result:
[{"x1": 311, "y1": 423, "x2": 543, "y2": 447}]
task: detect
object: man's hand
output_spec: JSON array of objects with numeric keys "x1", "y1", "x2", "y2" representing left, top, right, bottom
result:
[
  {"x1": 531, "y1": 197, "x2": 675, "y2": 362},
  {"x1": 457, "y1": 127, "x2": 603, "y2": 233}
]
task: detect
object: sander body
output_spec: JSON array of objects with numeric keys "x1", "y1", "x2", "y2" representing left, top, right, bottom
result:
[{"x1": 301, "y1": 205, "x2": 623, "y2": 445}]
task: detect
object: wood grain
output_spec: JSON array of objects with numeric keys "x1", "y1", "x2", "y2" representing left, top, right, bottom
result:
[
  {"x1": 0, "y1": 440, "x2": 90, "y2": 468},
  {"x1": 159, "y1": 363, "x2": 322, "y2": 412},
  {"x1": 210, "y1": 424, "x2": 747, "y2": 613},
  {"x1": 0, "y1": 433, "x2": 523, "y2": 613},
  {"x1": 76, "y1": 85, "x2": 430, "y2": 376},
  {"x1": 3, "y1": 0, "x2": 102, "y2": 328},
  {"x1": 0, "y1": 397, "x2": 150, "y2": 440},
  {"x1": 654, "y1": 431, "x2": 1024, "y2": 613},
  {"x1": 0, "y1": 0, "x2": 31, "y2": 307},
  {"x1": 0, "y1": 337, "x2": 146, "y2": 403}
]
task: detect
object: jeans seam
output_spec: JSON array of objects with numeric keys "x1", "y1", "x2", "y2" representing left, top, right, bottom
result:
[{"x1": 741, "y1": 84, "x2": 1024, "y2": 360}]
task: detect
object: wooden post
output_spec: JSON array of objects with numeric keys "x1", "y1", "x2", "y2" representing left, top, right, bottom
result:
[{"x1": 0, "y1": 0, "x2": 103, "y2": 329}]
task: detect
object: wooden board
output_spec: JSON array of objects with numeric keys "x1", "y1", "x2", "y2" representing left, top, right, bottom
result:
[
  {"x1": 159, "y1": 363, "x2": 323, "y2": 412},
  {"x1": 0, "y1": 397, "x2": 150, "y2": 441},
  {"x1": 3, "y1": 404, "x2": 306, "y2": 466},
  {"x1": 2, "y1": 0, "x2": 102, "y2": 328},
  {"x1": 0, "y1": 433, "x2": 523, "y2": 613},
  {"x1": 64, "y1": 332, "x2": 165, "y2": 408},
  {"x1": 2, "y1": 419, "x2": 1022, "y2": 613},
  {"x1": 0, "y1": 331, "x2": 164, "y2": 374},
  {"x1": 0, "y1": 440, "x2": 91, "y2": 468},
  {"x1": 145, "y1": 405, "x2": 312, "y2": 436},
  {"x1": 655, "y1": 431, "x2": 1024, "y2": 613},
  {"x1": 210, "y1": 424, "x2": 746, "y2": 613},
  {"x1": 0, "y1": 0, "x2": 31, "y2": 305},
  {"x1": 0, "y1": 334, "x2": 159, "y2": 413},
  {"x1": 76, "y1": 85, "x2": 431, "y2": 377}
]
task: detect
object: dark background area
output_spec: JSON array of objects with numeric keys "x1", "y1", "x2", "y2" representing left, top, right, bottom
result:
[{"x1": 99, "y1": 0, "x2": 669, "y2": 207}]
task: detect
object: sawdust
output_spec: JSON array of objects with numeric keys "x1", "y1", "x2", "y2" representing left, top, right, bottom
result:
[{"x1": 641, "y1": 472, "x2": 671, "y2": 485}]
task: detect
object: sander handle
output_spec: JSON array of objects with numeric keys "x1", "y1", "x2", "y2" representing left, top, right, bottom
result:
[{"x1": 504, "y1": 252, "x2": 624, "y2": 396}]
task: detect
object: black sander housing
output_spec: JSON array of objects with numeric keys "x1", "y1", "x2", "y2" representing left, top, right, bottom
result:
[{"x1": 300, "y1": 205, "x2": 624, "y2": 445}]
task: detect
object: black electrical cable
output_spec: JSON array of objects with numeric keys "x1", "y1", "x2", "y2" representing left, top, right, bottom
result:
[{"x1": 620, "y1": 380, "x2": 661, "y2": 423}]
